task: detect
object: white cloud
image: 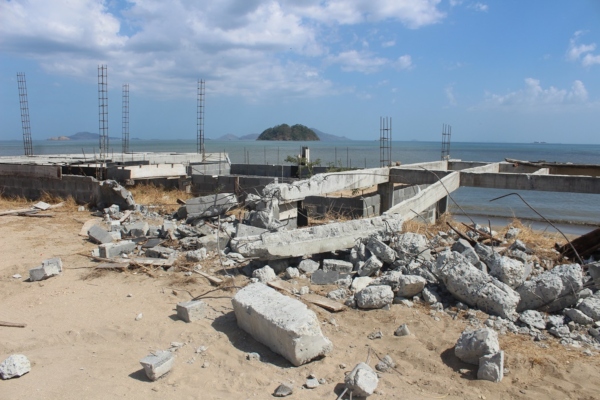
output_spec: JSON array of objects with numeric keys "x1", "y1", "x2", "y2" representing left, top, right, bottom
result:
[
  {"x1": 445, "y1": 84, "x2": 457, "y2": 106},
  {"x1": 469, "y1": 2, "x2": 488, "y2": 12},
  {"x1": 483, "y1": 78, "x2": 590, "y2": 109},
  {"x1": 381, "y1": 40, "x2": 396, "y2": 48},
  {"x1": 566, "y1": 31, "x2": 600, "y2": 67},
  {"x1": 0, "y1": 0, "x2": 438, "y2": 99}
]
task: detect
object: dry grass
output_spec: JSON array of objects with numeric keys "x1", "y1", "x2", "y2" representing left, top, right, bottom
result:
[
  {"x1": 128, "y1": 184, "x2": 194, "y2": 213},
  {"x1": 0, "y1": 192, "x2": 79, "y2": 212}
]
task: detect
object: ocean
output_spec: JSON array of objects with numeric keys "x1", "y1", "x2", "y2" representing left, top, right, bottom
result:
[{"x1": 1, "y1": 139, "x2": 600, "y2": 229}]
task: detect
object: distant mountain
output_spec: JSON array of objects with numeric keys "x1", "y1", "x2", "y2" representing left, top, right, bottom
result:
[
  {"x1": 239, "y1": 133, "x2": 259, "y2": 140},
  {"x1": 257, "y1": 124, "x2": 319, "y2": 141},
  {"x1": 47, "y1": 131, "x2": 120, "y2": 141},
  {"x1": 218, "y1": 134, "x2": 240, "y2": 141},
  {"x1": 310, "y1": 128, "x2": 351, "y2": 142}
]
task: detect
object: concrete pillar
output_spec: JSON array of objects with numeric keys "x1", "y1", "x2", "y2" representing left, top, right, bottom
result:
[
  {"x1": 297, "y1": 200, "x2": 308, "y2": 227},
  {"x1": 378, "y1": 183, "x2": 394, "y2": 214},
  {"x1": 436, "y1": 195, "x2": 449, "y2": 217}
]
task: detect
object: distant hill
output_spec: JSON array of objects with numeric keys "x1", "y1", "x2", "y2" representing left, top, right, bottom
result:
[
  {"x1": 218, "y1": 134, "x2": 240, "y2": 141},
  {"x1": 47, "y1": 131, "x2": 120, "y2": 141},
  {"x1": 257, "y1": 124, "x2": 319, "y2": 141},
  {"x1": 239, "y1": 133, "x2": 259, "y2": 140},
  {"x1": 310, "y1": 128, "x2": 351, "y2": 142}
]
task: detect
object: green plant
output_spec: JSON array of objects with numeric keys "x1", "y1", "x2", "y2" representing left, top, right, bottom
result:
[{"x1": 285, "y1": 155, "x2": 321, "y2": 177}]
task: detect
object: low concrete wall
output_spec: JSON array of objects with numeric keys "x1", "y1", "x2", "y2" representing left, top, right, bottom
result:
[
  {"x1": 107, "y1": 164, "x2": 187, "y2": 180},
  {"x1": 389, "y1": 169, "x2": 453, "y2": 185},
  {"x1": 460, "y1": 172, "x2": 600, "y2": 194},
  {"x1": 304, "y1": 194, "x2": 380, "y2": 218},
  {"x1": 0, "y1": 164, "x2": 62, "y2": 179},
  {"x1": 231, "y1": 164, "x2": 293, "y2": 177},
  {"x1": 498, "y1": 162, "x2": 542, "y2": 174},
  {"x1": 190, "y1": 161, "x2": 231, "y2": 176},
  {"x1": 400, "y1": 160, "x2": 447, "y2": 170},
  {"x1": 191, "y1": 175, "x2": 277, "y2": 197}
]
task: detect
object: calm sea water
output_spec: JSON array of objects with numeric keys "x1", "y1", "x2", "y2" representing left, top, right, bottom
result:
[{"x1": 2, "y1": 139, "x2": 600, "y2": 226}]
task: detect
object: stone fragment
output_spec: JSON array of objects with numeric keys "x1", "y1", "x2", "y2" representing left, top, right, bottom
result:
[
  {"x1": 455, "y1": 328, "x2": 500, "y2": 366},
  {"x1": 375, "y1": 355, "x2": 396, "y2": 372},
  {"x1": 344, "y1": 362, "x2": 378, "y2": 397},
  {"x1": 422, "y1": 286, "x2": 442, "y2": 304},
  {"x1": 186, "y1": 248, "x2": 207, "y2": 262},
  {"x1": 351, "y1": 276, "x2": 373, "y2": 293},
  {"x1": 391, "y1": 232, "x2": 430, "y2": 263},
  {"x1": 434, "y1": 251, "x2": 520, "y2": 320},
  {"x1": 178, "y1": 193, "x2": 237, "y2": 219},
  {"x1": 139, "y1": 351, "x2": 174, "y2": 381},
  {"x1": 396, "y1": 275, "x2": 427, "y2": 298},
  {"x1": 236, "y1": 223, "x2": 269, "y2": 238},
  {"x1": 305, "y1": 378, "x2": 319, "y2": 389},
  {"x1": 394, "y1": 323, "x2": 410, "y2": 336},
  {"x1": 564, "y1": 308, "x2": 593, "y2": 325},
  {"x1": 273, "y1": 383, "x2": 293, "y2": 397},
  {"x1": 322, "y1": 259, "x2": 353, "y2": 274},
  {"x1": 327, "y1": 288, "x2": 347, "y2": 301},
  {"x1": 358, "y1": 255, "x2": 383, "y2": 277},
  {"x1": 477, "y1": 351, "x2": 504, "y2": 382},
  {"x1": 176, "y1": 300, "x2": 206, "y2": 322},
  {"x1": 366, "y1": 237, "x2": 396, "y2": 264},
  {"x1": 252, "y1": 266, "x2": 276, "y2": 283},
  {"x1": 298, "y1": 259, "x2": 320, "y2": 274},
  {"x1": 451, "y1": 238, "x2": 473, "y2": 253},
  {"x1": 246, "y1": 352, "x2": 261, "y2": 361},
  {"x1": 578, "y1": 297, "x2": 600, "y2": 321},
  {"x1": 123, "y1": 221, "x2": 149, "y2": 238},
  {"x1": 88, "y1": 225, "x2": 113, "y2": 244},
  {"x1": 0, "y1": 355, "x2": 31, "y2": 379},
  {"x1": 505, "y1": 227, "x2": 520, "y2": 239},
  {"x1": 489, "y1": 255, "x2": 526, "y2": 288},
  {"x1": 516, "y1": 264, "x2": 583, "y2": 312},
  {"x1": 355, "y1": 286, "x2": 394, "y2": 309},
  {"x1": 99, "y1": 240, "x2": 136, "y2": 258},
  {"x1": 145, "y1": 246, "x2": 176, "y2": 258},
  {"x1": 29, "y1": 258, "x2": 62, "y2": 282},
  {"x1": 231, "y1": 283, "x2": 332, "y2": 366},
  {"x1": 284, "y1": 267, "x2": 300, "y2": 280},
  {"x1": 518, "y1": 310, "x2": 546, "y2": 330}
]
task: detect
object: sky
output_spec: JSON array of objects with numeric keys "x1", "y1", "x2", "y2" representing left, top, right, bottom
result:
[{"x1": 0, "y1": 0, "x2": 599, "y2": 143}]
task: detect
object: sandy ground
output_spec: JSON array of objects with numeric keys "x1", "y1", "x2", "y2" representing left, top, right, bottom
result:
[{"x1": 1, "y1": 205, "x2": 600, "y2": 400}]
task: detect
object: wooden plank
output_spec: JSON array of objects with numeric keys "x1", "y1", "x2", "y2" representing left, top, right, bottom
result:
[
  {"x1": 302, "y1": 293, "x2": 346, "y2": 312},
  {"x1": 267, "y1": 279, "x2": 293, "y2": 293},
  {"x1": 95, "y1": 262, "x2": 130, "y2": 270},
  {"x1": 194, "y1": 270, "x2": 223, "y2": 285},
  {"x1": 0, "y1": 321, "x2": 27, "y2": 328}
]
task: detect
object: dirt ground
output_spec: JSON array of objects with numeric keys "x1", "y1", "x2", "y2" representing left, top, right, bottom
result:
[{"x1": 1, "y1": 203, "x2": 599, "y2": 399}]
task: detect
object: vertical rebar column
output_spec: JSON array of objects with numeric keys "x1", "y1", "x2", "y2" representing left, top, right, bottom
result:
[
  {"x1": 197, "y1": 79, "x2": 205, "y2": 159},
  {"x1": 122, "y1": 84, "x2": 129, "y2": 154},
  {"x1": 441, "y1": 123, "x2": 451, "y2": 160},
  {"x1": 379, "y1": 116, "x2": 392, "y2": 167},
  {"x1": 17, "y1": 73, "x2": 34, "y2": 156},
  {"x1": 98, "y1": 65, "x2": 109, "y2": 161}
]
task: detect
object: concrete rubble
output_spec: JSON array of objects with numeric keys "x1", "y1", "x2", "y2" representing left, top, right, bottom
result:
[
  {"x1": 231, "y1": 283, "x2": 333, "y2": 366},
  {"x1": 139, "y1": 351, "x2": 174, "y2": 381},
  {"x1": 455, "y1": 328, "x2": 500, "y2": 366},
  {"x1": 0, "y1": 355, "x2": 31, "y2": 380},
  {"x1": 29, "y1": 258, "x2": 62, "y2": 282},
  {"x1": 344, "y1": 362, "x2": 378, "y2": 397}
]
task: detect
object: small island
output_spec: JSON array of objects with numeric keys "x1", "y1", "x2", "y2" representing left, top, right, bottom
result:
[{"x1": 257, "y1": 124, "x2": 319, "y2": 141}]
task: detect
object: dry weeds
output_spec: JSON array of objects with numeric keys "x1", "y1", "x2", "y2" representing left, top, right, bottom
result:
[{"x1": 128, "y1": 183, "x2": 194, "y2": 213}]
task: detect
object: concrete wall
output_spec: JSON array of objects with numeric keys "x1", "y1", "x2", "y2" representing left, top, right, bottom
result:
[
  {"x1": 107, "y1": 164, "x2": 188, "y2": 180},
  {"x1": 303, "y1": 194, "x2": 380, "y2": 218},
  {"x1": 389, "y1": 168, "x2": 453, "y2": 185},
  {"x1": 460, "y1": 172, "x2": 600, "y2": 194},
  {"x1": 0, "y1": 164, "x2": 62, "y2": 179},
  {"x1": 231, "y1": 164, "x2": 293, "y2": 177},
  {"x1": 400, "y1": 160, "x2": 447, "y2": 170},
  {"x1": 498, "y1": 162, "x2": 543, "y2": 174},
  {"x1": 190, "y1": 161, "x2": 231, "y2": 176},
  {"x1": 191, "y1": 174, "x2": 277, "y2": 197},
  {"x1": 448, "y1": 161, "x2": 489, "y2": 171}
]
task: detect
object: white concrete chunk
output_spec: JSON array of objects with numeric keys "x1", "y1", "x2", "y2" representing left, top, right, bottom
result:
[
  {"x1": 231, "y1": 283, "x2": 332, "y2": 366},
  {"x1": 396, "y1": 275, "x2": 427, "y2": 297},
  {"x1": 0, "y1": 355, "x2": 31, "y2": 380},
  {"x1": 455, "y1": 328, "x2": 500, "y2": 366},
  {"x1": 176, "y1": 300, "x2": 205, "y2": 322},
  {"x1": 139, "y1": 351, "x2": 174, "y2": 381},
  {"x1": 355, "y1": 285, "x2": 394, "y2": 309},
  {"x1": 345, "y1": 362, "x2": 378, "y2": 397},
  {"x1": 477, "y1": 351, "x2": 504, "y2": 382}
]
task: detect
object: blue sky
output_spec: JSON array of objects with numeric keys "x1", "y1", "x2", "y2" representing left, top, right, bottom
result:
[{"x1": 0, "y1": 0, "x2": 599, "y2": 143}]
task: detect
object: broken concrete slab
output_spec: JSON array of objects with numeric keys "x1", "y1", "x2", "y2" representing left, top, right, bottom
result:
[
  {"x1": 396, "y1": 275, "x2": 427, "y2": 298},
  {"x1": 176, "y1": 300, "x2": 206, "y2": 322},
  {"x1": 235, "y1": 223, "x2": 269, "y2": 238},
  {"x1": 355, "y1": 285, "x2": 394, "y2": 309},
  {"x1": 123, "y1": 221, "x2": 149, "y2": 238},
  {"x1": 231, "y1": 215, "x2": 403, "y2": 260},
  {"x1": 366, "y1": 237, "x2": 396, "y2": 264},
  {"x1": 139, "y1": 351, "x2": 174, "y2": 381},
  {"x1": 311, "y1": 270, "x2": 348, "y2": 285},
  {"x1": 489, "y1": 255, "x2": 526, "y2": 289},
  {"x1": 145, "y1": 246, "x2": 176, "y2": 259},
  {"x1": 344, "y1": 362, "x2": 379, "y2": 398},
  {"x1": 358, "y1": 255, "x2": 383, "y2": 277},
  {"x1": 87, "y1": 225, "x2": 114, "y2": 244},
  {"x1": 516, "y1": 264, "x2": 583, "y2": 312},
  {"x1": 231, "y1": 283, "x2": 333, "y2": 366},
  {"x1": 477, "y1": 351, "x2": 504, "y2": 383},
  {"x1": 351, "y1": 276, "x2": 373, "y2": 293},
  {"x1": 0, "y1": 354, "x2": 31, "y2": 379},
  {"x1": 578, "y1": 297, "x2": 600, "y2": 321},
  {"x1": 455, "y1": 328, "x2": 500, "y2": 365},
  {"x1": 197, "y1": 233, "x2": 230, "y2": 252},
  {"x1": 252, "y1": 266, "x2": 276, "y2": 283},
  {"x1": 564, "y1": 308, "x2": 594, "y2": 325},
  {"x1": 322, "y1": 259, "x2": 353, "y2": 274},
  {"x1": 177, "y1": 193, "x2": 237, "y2": 219},
  {"x1": 390, "y1": 232, "x2": 430, "y2": 263},
  {"x1": 518, "y1": 310, "x2": 546, "y2": 330},
  {"x1": 434, "y1": 251, "x2": 520, "y2": 321},
  {"x1": 29, "y1": 258, "x2": 62, "y2": 282}
]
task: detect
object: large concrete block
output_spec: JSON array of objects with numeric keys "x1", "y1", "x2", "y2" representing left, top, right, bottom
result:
[
  {"x1": 344, "y1": 362, "x2": 378, "y2": 397},
  {"x1": 139, "y1": 351, "x2": 174, "y2": 381},
  {"x1": 231, "y1": 215, "x2": 403, "y2": 260},
  {"x1": 455, "y1": 328, "x2": 500, "y2": 365},
  {"x1": 99, "y1": 240, "x2": 136, "y2": 258},
  {"x1": 366, "y1": 237, "x2": 396, "y2": 264},
  {"x1": 355, "y1": 285, "x2": 394, "y2": 309},
  {"x1": 434, "y1": 251, "x2": 520, "y2": 320},
  {"x1": 178, "y1": 193, "x2": 238, "y2": 219},
  {"x1": 322, "y1": 259, "x2": 353, "y2": 273},
  {"x1": 176, "y1": 300, "x2": 206, "y2": 322},
  {"x1": 88, "y1": 225, "x2": 113, "y2": 244},
  {"x1": 231, "y1": 283, "x2": 332, "y2": 366},
  {"x1": 29, "y1": 258, "x2": 62, "y2": 282},
  {"x1": 516, "y1": 264, "x2": 582, "y2": 312}
]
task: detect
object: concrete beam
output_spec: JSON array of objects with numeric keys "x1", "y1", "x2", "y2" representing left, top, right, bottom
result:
[
  {"x1": 0, "y1": 164, "x2": 61, "y2": 179},
  {"x1": 263, "y1": 167, "x2": 390, "y2": 202},
  {"x1": 399, "y1": 160, "x2": 448, "y2": 170},
  {"x1": 460, "y1": 172, "x2": 600, "y2": 194},
  {"x1": 107, "y1": 164, "x2": 187, "y2": 180},
  {"x1": 231, "y1": 214, "x2": 403, "y2": 260},
  {"x1": 385, "y1": 171, "x2": 460, "y2": 216},
  {"x1": 461, "y1": 163, "x2": 500, "y2": 173},
  {"x1": 449, "y1": 161, "x2": 490, "y2": 171},
  {"x1": 389, "y1": 169, "x2": 453, "y2": 185}
]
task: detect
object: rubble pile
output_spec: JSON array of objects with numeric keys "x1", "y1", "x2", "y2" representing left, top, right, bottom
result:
[{"x1": 31, "y1": 189, "x2": 597, "y2": 392}]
